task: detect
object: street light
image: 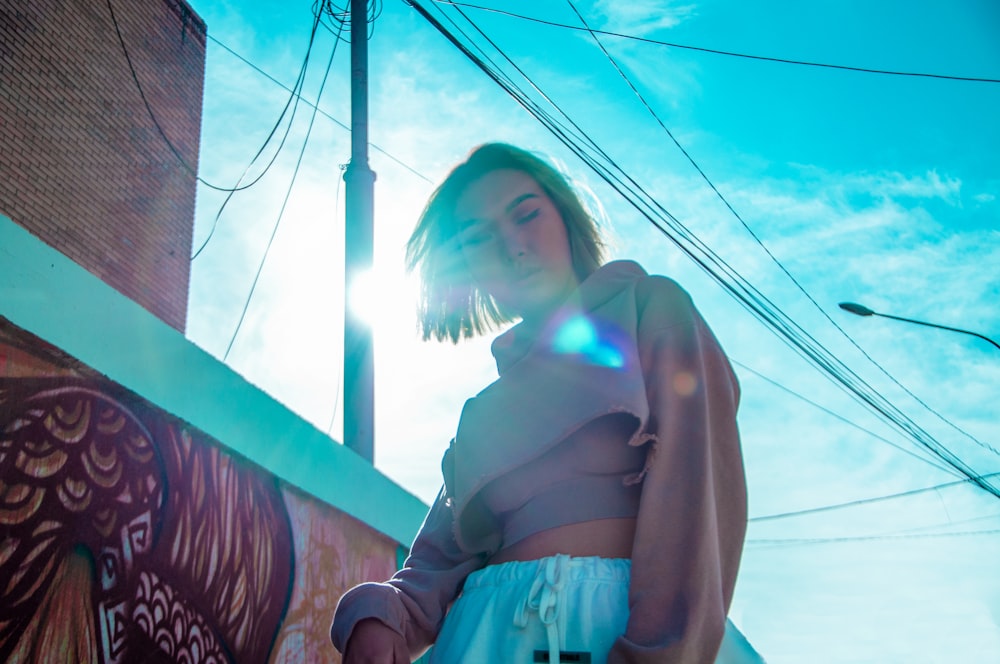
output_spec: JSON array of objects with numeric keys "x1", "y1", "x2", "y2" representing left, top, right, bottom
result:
[{"x1": 838, "y1": 302, "x2": 1000, "y2": 350}]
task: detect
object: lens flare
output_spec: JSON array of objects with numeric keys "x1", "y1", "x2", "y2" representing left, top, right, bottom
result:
[
  {"x1": 672, "y1": 371, "x2": 698, "y2": 397},
  {"x1": 551, "y1": 315, "x2": 626, "y2": 369}
]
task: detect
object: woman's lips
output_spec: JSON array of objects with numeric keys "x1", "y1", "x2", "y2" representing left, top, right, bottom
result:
[{"x1": 512, "y1": 267, "x2": 541, "y2": 285}]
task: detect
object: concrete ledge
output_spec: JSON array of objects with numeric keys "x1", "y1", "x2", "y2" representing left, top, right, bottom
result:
[{"x1": 0, "y1": 213, "x2": 427, "y2": 545}]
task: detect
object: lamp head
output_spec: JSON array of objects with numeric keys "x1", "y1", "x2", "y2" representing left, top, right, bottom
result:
[{"x1": 839, "y1": 302, "x2": 875, "y2": 316}]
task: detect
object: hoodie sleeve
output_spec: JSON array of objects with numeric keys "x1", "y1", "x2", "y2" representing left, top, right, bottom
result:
[
  {"x1": 330, "y1": 484, "x2": 487, "y2": 658},
  {"x1": 608, "y1": 275, "x2": 747, "y2": 663}
]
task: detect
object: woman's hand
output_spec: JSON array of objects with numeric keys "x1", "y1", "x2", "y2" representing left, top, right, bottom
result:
[{"x1": 343, "y1": 618, "x2": 410, "y2": 664}]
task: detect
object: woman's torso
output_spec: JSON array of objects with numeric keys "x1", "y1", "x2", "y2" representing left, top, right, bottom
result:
[{"x1": 482, "y1": 412, "x2": 643, "y2": 564}]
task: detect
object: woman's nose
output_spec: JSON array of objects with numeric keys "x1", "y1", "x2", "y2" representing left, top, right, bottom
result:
[{"x1": 499, "y1": 226, "x2": 527, "y2": 263}]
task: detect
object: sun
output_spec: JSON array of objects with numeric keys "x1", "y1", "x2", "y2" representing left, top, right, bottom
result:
[{"x1": 347, "y1": 264, "x2": 421, "y2": 341}]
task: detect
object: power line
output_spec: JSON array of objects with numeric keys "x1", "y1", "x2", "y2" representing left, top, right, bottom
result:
[
  {"x1": 565, "y1": 0, "x2": 997, "y2": 460},
  {"x1": 750, "y1": 472, "x2": 1000, "y2": 523},
  {"x1": 316, "y1": 0, "x2": 383, "y2": 40},
  {"x1": 750, "y1": 502, "x2": 1000, "y2": 547},
  {"x1": 418, "y1": 1, "x2": 999, "y2": 494},
  {"x1": 205, "y1": 32, "x2": 432, "y2": 184},
  {"x1": 192, "y1": 16, "x2": 433, "y2": 259},
  {"x1": 733, "y1": 359, "x2": 952, "y2": 474},
  {"x1": 117, "y1": 0, "x2": 431, "y2": 260},
  {"x1": 224, "y1": 20, "x2": 345, "y2": 361},
  {"x1": 406, "y1": 0, "x2": 1000, "y2": 499},
  {"x1": 114, "y1": 0, "x2": 430, "y2": 207},
  {"x1": 107, "y1": 0, "x2": 285, "y2": 194},
  {"x1": 113, "y1": 0, "x2": 339, "y2": 267},
  {"x1": 747, "y1": 528, "x2": 1000, "y2": 547},
  {"x1": 192, "y1": 17, "x2": 326, "y2": 259},
  {"x1": 415, "y1": 3, "x2": 890, "y2": 443},
  {"x1": 429, "y1": 0, "x2": 1000, "y2": 84},
  {"x1": 327, "y1": 162, "x2": 348, "y2": 438}
]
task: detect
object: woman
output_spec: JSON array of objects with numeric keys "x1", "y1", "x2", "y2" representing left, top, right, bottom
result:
[{"x1": 331, "y1": 143, "x2": 761, "y2": 663}]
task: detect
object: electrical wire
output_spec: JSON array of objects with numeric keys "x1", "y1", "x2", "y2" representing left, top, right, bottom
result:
[
  {"x1": 118, "y1": 0, "x2": 429, "y2": 260},
  {"x1": 327, "y1": 162, "x2": 347, "y2": 437},
  {"x1": 107, "y1": 0, "x2": 294, "y2": 194},
  {"x1": 224, "y1": 22, "x2": 346, "y2": 361},
  {"x1": 204, "y1": 33, "x2": 433, "y2": 184},
  {"x1": 563, "y1": 0, "x2": 997, "y2": 459},
  {"x1": 750, "y1": 499, "x2": 1000, "y2": 544},
  {"x1": 191, "y1": 15, "x2": 326, "y2": 259},
  {"x1": 112, "y1": 0, "x2": 342, "y2": 271},
  {"x1": 746, "y1": 527, "x2": 1000, "y2": 547},
  {"x1": 421, "y1": 2, "x2": 997, "y2": 487},
  {"x1": 318, "y1": 0, "x2": 383, "y2": 40},
  {"x1": 429, "y1": 0, "x2": 1000, "y2": 84},
  {"x1": 406, "y1": 0, "x2": 1000, "y2": 498},
  {"x1": 733, "y1": 359, "x2": 952, "y2": 474},
  {"x1": 750, "y1": 472, "x2": 1000, "y2": 522}
]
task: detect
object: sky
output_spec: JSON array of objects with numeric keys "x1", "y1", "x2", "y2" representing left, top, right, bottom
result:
[{"x1": 179, "y1": 1, "x2": 999, "y2": 661}]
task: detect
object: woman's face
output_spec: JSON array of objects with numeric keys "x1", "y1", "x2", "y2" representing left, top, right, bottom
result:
[{"x1": 454, "y1": 169, "x2": 577, "y2": 323}]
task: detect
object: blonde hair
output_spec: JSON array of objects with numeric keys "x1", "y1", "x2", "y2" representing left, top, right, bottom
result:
[{"x1": 406, "y1": 143, "x2": 607, "y2": 342}]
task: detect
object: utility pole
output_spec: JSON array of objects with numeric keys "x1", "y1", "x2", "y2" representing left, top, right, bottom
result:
[{"x1": 343, "y1": 0, "x2": 375, "y2": 462}]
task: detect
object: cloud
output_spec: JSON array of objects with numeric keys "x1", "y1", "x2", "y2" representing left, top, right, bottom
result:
[
  {"x1": 591, "y1": 0, "x2": 697, "y2": 36},
  {"x1": 837, "y1": 169, "x2": 962, "y2": 203}
]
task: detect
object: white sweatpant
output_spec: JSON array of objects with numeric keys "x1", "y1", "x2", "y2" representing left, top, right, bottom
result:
[{"x1": 428, "y1": 555, "x2": 766, "y2": 663}]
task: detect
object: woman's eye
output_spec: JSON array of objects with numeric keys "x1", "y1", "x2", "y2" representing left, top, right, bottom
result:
[
  {"x1": 516, "y1": 209, "x2": 540, "y2": 224},
  {"x1": 462, "y1": 230, "x2": 493, "y2": 248}
]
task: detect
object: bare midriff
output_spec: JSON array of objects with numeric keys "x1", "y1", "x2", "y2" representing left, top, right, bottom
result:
[
  {"x1": 480, "y1": 413, "x2": 642, "y2": 566},
  {"x1": 488, "y1": 517, "x2": 637, "y2": 565}
]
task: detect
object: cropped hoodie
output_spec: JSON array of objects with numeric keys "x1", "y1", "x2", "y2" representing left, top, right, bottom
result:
[{"x1": 331, "y1": 260, "x2": 747, "y2": 663}]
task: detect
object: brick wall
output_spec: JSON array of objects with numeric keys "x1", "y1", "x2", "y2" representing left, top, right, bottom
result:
[{"x1": 0, "y1": 0, "x2": 206, "y2": 332}]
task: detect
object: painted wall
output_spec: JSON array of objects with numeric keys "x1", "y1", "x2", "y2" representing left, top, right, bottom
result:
[
  {"x1": 0, "y1": 216, "x2": 427, "y2": 662},
  {"x1": 0, "y1": 359, "x2": 402, "y2": 662},
  {"x1": 0, "y1": 0, "x2": 205, "y2": 331}
]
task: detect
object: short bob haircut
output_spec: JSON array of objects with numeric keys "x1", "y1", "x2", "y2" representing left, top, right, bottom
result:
[{"x1": 406, "y1": 143, "x2": 607, "y2": 343}]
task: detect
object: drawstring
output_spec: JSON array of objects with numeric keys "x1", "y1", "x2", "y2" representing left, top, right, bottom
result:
[{"x1": 513, "y1": 554, "x2": 569, "y2": 663}]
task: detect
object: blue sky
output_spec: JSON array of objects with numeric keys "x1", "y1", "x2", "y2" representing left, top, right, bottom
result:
[{"x1": 181, "y1": 1, "x2": 999, "y2": 661}]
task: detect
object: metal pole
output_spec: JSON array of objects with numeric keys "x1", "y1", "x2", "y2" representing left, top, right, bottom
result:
[{"x1": 344, "y1": 0, "x2": 375, "y2": 461}]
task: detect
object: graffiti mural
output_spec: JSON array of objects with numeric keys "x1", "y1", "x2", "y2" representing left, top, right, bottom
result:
[
  {"x1": 0, "y1": 377, "x2": 306, "y2": 663},
  {"x1": 273, "y1": 488, "x2": 399, "y2": 663}
]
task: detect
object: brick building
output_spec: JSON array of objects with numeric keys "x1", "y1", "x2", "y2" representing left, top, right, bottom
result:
[{"x1": 0, "y1": 0, "x2": 206, "y2": 331}]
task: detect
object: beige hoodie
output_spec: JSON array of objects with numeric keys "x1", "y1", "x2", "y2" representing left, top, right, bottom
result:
[{"x1": 331, "y1": 260, "x2": 747, "y2": 663}]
